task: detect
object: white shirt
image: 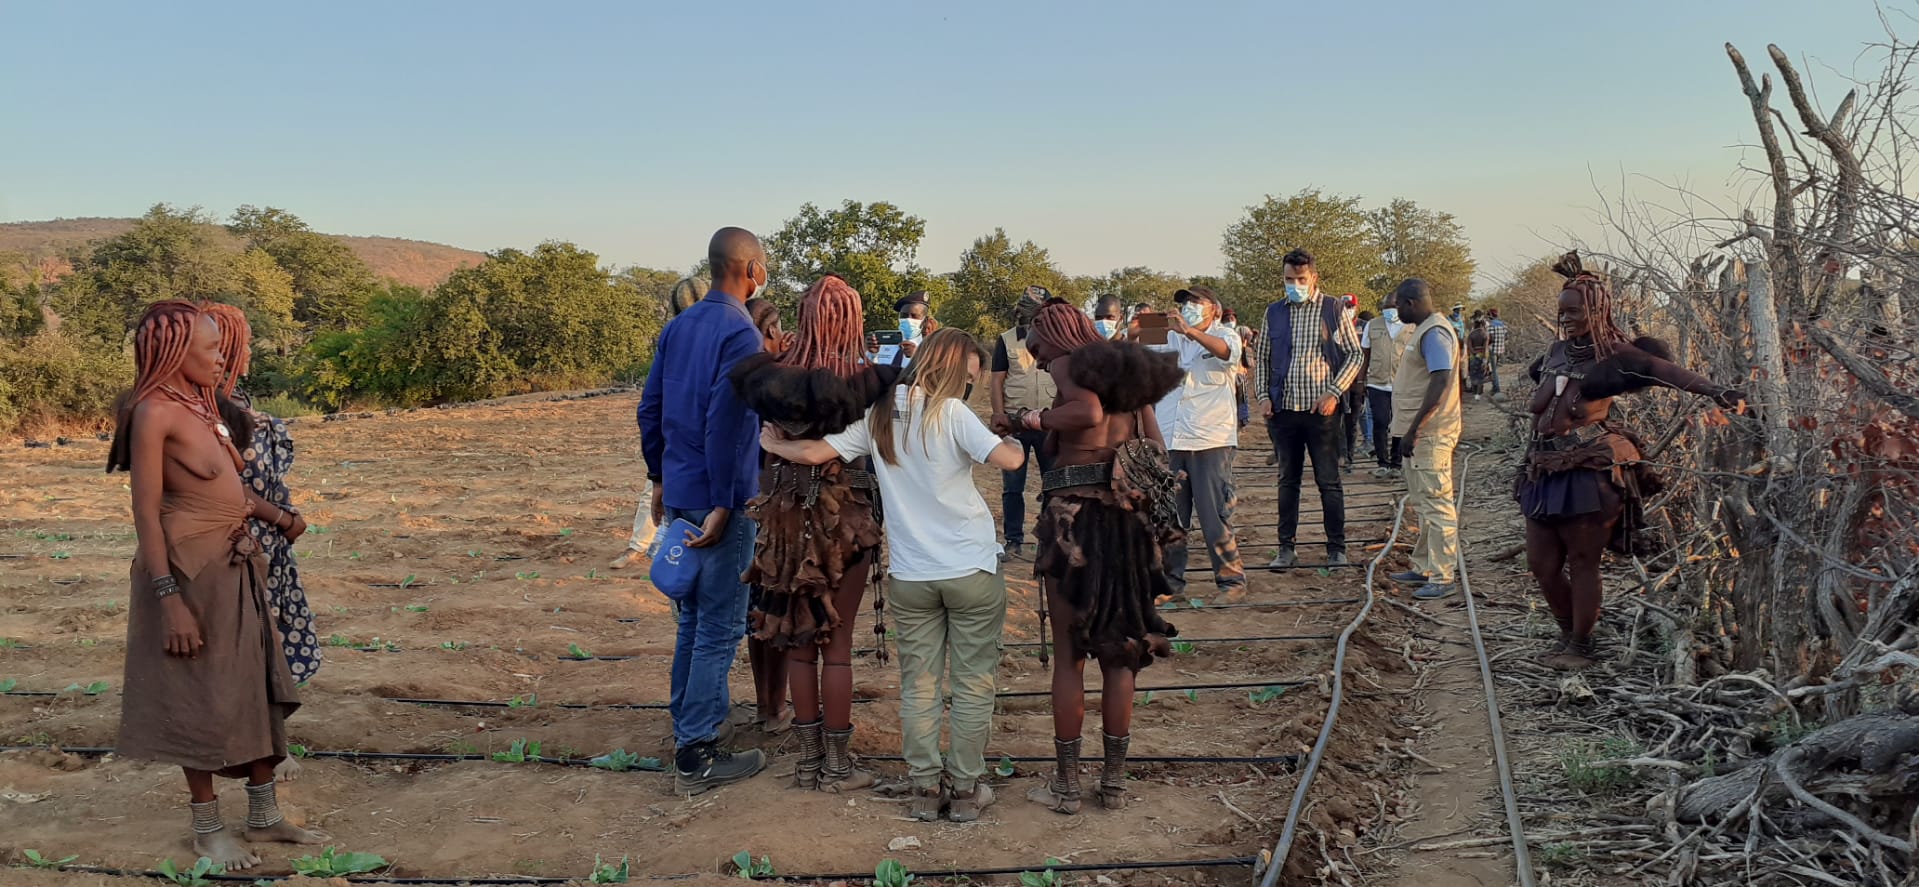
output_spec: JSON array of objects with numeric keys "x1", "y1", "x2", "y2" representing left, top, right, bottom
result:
[
  {"x1": 824, "y1": 387, "x2": 1004, "y2": 582},
  {"x1": 1147, "y1": 320, "x2": 1243, "y2": 451},
  {"x1": 1360, "y1": 317, "x2": 1408, "y2": 392}
]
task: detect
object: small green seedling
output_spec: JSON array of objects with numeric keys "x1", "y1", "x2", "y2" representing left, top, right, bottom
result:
[
  {"x1": 491, "y1": 738, "x2": 543, "y2": 763},
  {"x1": 405, "y1": 604, "x2": 428, "y2": 612},
  {"x1": 568, "y1": 643, "x2": 593, "y2": 659},
  {"x1": 440, "y1": 641, "x2": 472, "y2": 651},
  {"x1": 1018, "y1": 862, "x2": 1065, "y2": 887},
  {"x1": 49, "y1": 551, "x2": 71, "y2": 560},
  {"x1": 83, "y1": 680, "x2": 110, "y2": 695},
  {"x1": 348, "y1": 551, "x2": 362, "y2": 560},
  {"x1": 873, "y1": 859, "x2": 916, "y2": 887},
  {"x1": 732, "y1": 851, "x2": 776, "y2": 878},
  {"x1": 468, "y1": 549, "x2": 481, "y2": 557},
  {"x1": 400, "y1": 575, "x2": 419, "y2": 589},
  {"x1": 586, "y1": 568, "x2": 599, "y2": 579},
  {"x1": 326, "y1": 634, "x2": 355, "y2": 647},
  {"x1": 515, "y1": 571, "x2": 541, "y2": 580},
  {"x1": 1316, "y1": 567, "x2": 1332, "y2": 578},
  {"x1": 588, "y1": 748, "x2": 662, "y2": 772},
  {"x1": 1185, "y1": 689, "x2": 1200, "y2": 703},
  {"x1": 0, "y1": 638, "x2": 21, "y2": 649},
  {"x1": 0, "y1": 679, "x2": 17, "y2": 693},
  {"x1": 291, "y1": 846, "x2": 389, "y2": 877},
  {"x1": 158, "y1": 856, "x2": 223, "y2": 886},
  {"x1": 559, "y1": 528, "x2": 575, "y2": 537},
  {"x1": 288, "y1": 744, "x2": 312, "y2": 758},
  {"x1": 590, "y1": 854, "x2": 631, "y2": 884},
  {"x1": 1139, "y1": 690, "x2": 1156, "y2": 706},
  {"x1": 995, "y1": 755, "x2": 1015, "y2": 777},
  {"x1": 22, "y1": 849, "x2": 78, "y2": 869},
  {"x1": 1189, "y1": 598, "x2": 1204, "y2": 608},
  {"x1": 1248, "y1": 685, "x2": 1288, "y2": 705},
  {"x1": 1171, "y1": 640, "x2": 1197, "y2": 655},
  {"x1": 508, "y1": 693, "x2": 538, "y2": 709}
]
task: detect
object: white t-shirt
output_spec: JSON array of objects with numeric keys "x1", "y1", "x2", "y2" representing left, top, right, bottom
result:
[{"x1": 824, "y1": 387, "x2": 1004, "y2": 581}]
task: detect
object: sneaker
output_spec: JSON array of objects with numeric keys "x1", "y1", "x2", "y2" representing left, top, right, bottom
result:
[
  {"x1": 1267, "y1": 548, "x2": 1297, "y2": 569},
  {"x1": 1389, "y1": 570, "x2": 1428, "y2": 586},
  {"x1": 1325, "y1": 550, "x2": 1350, "y2": 567},
  {"x1": 999, "y1": 542, "x2": 1025, "y2": 562},
  {"x1": 609, "y1": 549, "x2": 643, "y2": 570},
  {"x1": 948, "y1": 782, "x2": 995, "y2": 822},
  {"x1": 1371, "y1": 467, "x2": 1396, "y2": 479},
  {"x1": 1412, "y1": 582, "x2": 1456, "y2": 600},
  {"x1": 909, "y1": 784, "x2": 947, "y2": 821},
  {"x1": 673, "y1": 743, "x2": 766, "y2": 795}
]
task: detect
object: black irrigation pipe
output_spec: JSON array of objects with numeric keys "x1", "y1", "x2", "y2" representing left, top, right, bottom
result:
[
  {"x1": 997, "y1": 632, "x2": 1332, "y2": 649},
  {"x1": 1159, "y1": 596, "x2": 1364, "y2": 610},
  {"x1": 49, "y1": 855, "x2": 1260, "y2": 884},
  {"x1": 382, "y1": 678, "x2": 1310, "y2": 712},
  {"x1": 0, "y1": 745, "x2": 663, "y2": 771}
]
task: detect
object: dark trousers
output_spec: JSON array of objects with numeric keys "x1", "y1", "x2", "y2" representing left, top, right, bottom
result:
[
  {"x1": 1489, "y1": 352, "x2": 1503, "y2": 394},
  {"x1": 1164, "y1": 447, "x2": 1245, "y2": 593},
  {"x1": 1000, "y1": 429, "x2": 1051, "y2": 545},
  {"x1": 1366, "y1": 387, "x2": 1400, "y2": 469},
  {"x1": 1268, "y1": 410, "x2": 1346, "y2": 553},
  {"x1": 1340, "y1": 388, "x2": 1365, "y2": 464}
]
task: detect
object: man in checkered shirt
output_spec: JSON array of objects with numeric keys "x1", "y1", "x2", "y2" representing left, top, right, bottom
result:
[
  {"x1": 1253, "y1": 248, "x2": 1365, "y2": 568},
  {"x1": 1485, "y1": 308, "x2": 1509, "y2": 396}
]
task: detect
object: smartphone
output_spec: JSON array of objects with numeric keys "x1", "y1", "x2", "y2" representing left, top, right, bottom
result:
[
  {"x1": 1137, "y1": 312, "x2": 1170, "y2": 345},
  {"x1": 872, "y1": 330, "x2": 903, "y2": 346}
]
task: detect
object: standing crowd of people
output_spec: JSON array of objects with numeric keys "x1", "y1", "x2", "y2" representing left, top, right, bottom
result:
[{"x1": 105, "y1": 222, "x2": 1746, "y2": 862}]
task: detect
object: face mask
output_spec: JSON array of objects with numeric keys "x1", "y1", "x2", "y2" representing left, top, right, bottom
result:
[
  {"x1": 1382, "y1": 308, "x2": 1399, "y2": 324},
  {"x1": 1222, "y1": 320, "x2": 1237, "y2": 330},
  {"x1": 1094, "y1": 319, "x2": 1118, "y2": 338},
  {"x1": 747, "y1": 268, "x2": 767, "y2": 300},
  {"x1": 1284, "y1": 283, "x2": 1309, "y2": 304},
  {"x1": 1179, "y1": 303, "x2": 1207, "y2": 327},
  {"x1": 899, "y1": 318, "x2": 922, "y2": 340}
]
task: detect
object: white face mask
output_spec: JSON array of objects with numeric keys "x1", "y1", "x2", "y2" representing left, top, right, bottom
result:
[
  {"x1": 747, "y1": 269, "x2": 767, "y2": 300},
  {"x1": 1094, "y1": 319, "x2": 1118, "y2": 338},
  {"x1": 1382, "y1": 308, "x2": 1399, "y2": 324},
  {"x1": 899, "y1": 318, "x2": 923, "y2": 340},
  {"x1": 1179, "y1": 303, "x2": 1207, "y2": 327}
]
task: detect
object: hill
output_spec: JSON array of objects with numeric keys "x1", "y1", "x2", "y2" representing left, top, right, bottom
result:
[{"x1": 0, "y1": 217, "x2": 486, "y2": 288}]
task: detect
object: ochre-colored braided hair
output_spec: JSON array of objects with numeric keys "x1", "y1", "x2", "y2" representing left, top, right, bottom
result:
[
  {"x1": 108, "y1": 300, "x2": 221, "y2": 473},
  {"x1": 1552, "y1": 251, "x2": 1632, "y2": 359},
  {"x1": 201, "y1": 302, "x2": 252, "y2": 398},
  {"x1": 782, "y1": 274, "x2": 866, "y2": 378},
  {"x1": 1031, "y1": 299, "x2": 1103, "y2": 355}
]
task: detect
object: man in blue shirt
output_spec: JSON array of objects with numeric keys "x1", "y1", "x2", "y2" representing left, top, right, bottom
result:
[{"x1": 638, "y1": 226, "x2": 769, "y2": 793}]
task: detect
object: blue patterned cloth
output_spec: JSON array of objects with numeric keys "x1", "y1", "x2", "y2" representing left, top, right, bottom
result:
[{"x1": 241, "y1": 408, "x2": 321, "y2": 682}]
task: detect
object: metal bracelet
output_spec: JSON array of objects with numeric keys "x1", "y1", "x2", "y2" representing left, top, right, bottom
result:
[{"x1": 151, "y1": 575, "x2": 181, "y2": 599}]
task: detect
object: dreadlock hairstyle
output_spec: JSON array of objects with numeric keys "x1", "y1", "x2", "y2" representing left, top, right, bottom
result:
[
  {"x1": 108, "y1": 300, "x2": 224, "y2": 473},
  {"x1": 782, "y1": 275, "x2": 866, "y2": 378},
  {"x1": 731, "y1": 275, "x2": 895, "y2": 438},
  {"x1": 1552, "y1": 251, "x2": 1632, "y2": 359},
  {"x1": 200, "y1": 302, "x2": 252, "y2": 398},
  {"x1": 1030, "y1": 299, "x2": 1103, "y2": 357}
]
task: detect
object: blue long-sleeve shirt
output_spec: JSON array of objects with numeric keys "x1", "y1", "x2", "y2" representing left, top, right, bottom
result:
[{"x1": 638, "y1": 290, "x2": 763, "y2": 511}]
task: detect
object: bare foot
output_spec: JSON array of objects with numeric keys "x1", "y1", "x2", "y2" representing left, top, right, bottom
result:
[
  {"x1": 246, "y1": 819, "x2": 331, "y2": 845},
  {"x1": 193, "y1": 829, "x2": 261, "y2": 871},
  {"x1": 273, "y1": 756, "x2": 303, "y2": 782},
  {"x1": 1543, "y1": 651, "x2": 1597, "y2": 671}
]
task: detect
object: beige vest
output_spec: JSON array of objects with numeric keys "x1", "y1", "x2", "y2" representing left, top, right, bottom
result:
[
  {"x1": 1001, "y1": 328, "x2": 1057, "y2": 411},
  {"x1": 1365, "y1": 318, "x2": 1415, "y2": 388},
  {"x1": 1391, "y1": 313, "x2": 1462, "y2": 439}
]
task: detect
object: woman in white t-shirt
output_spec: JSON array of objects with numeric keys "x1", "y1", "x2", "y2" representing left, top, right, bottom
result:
[{"x1": 760, "y1": 328, "x2": 1023, "y2": 824}]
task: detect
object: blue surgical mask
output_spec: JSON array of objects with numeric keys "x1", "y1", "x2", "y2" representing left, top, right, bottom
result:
[
  {"x1": 1094, "y1": 319, "x2": 1118, "y2": 338},
  {"x1": 899, "y1": 318, "x2": 922, "y2": 339},
  {"x1": 1382, "y1": 308, "x2": 1399, "y2": 324},
  {"x1": 1284, "y1": 283, "x2": 1309, "y2": 304},
  {"x1": 1179, "y1": 303, "x2": 1207, "y2": 327}
]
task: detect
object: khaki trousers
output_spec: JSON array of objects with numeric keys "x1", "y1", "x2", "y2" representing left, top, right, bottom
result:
[
  {"x1": 890, "y1": 568, "x2": 1008, "y2": 791},
  {"x1": 1406, "y1": 429, "x2": 1460, "y2": 583}
]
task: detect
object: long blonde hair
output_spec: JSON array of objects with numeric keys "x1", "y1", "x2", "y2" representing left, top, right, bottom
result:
[{"x1": 872, "y1": 327, "x2": 986, "y2": 467}]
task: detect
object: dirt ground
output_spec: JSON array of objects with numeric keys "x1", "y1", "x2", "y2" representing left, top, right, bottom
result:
[{"x1": 0, "y1": 390, "x2": 1436, "y2": 885}]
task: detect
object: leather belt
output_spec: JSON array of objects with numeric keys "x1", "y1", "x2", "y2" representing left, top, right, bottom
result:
[{"x1": 1042, "y1": 462, "x2": 1112, "y2": 492}]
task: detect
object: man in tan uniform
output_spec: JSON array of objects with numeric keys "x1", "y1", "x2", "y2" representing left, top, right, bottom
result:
[{"x1": 1385, "y1": 279, "x2": 1463, "y2": 601}]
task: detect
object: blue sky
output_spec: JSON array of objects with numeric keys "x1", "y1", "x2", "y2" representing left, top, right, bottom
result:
[{"x1": 0, "y1": 1, "x2": 1890, "y2": 291}]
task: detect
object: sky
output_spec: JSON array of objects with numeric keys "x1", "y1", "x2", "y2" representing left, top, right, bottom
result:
[{"x1": 0, "y1": 1, "x2": 1896, "y2": 292}]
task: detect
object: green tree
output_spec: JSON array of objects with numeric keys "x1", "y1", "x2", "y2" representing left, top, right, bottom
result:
[
  {"x1": 1481, "y1": 254, "x2": 1565, "y2": 361},
  {"x1": 1221, "y1": 188, "x2": 1382, "y2": 307},
  {"x1": 229, "y1": 205, "x2": 380, "y2": 332},
  {"x1": 947, "y1": 229, "x2": 1072, "y2": 338},
  {"x1": 1078, "y1": 266, "x2": 1192, "y2": 311},
  {"x1": 433, "y1": 242, "x2": 644, "y2": 385},
  {"x1": 765, "y1": 200, "x2": 933, "y2": 329},
  {"x1": 1367, "y1": 198, "x2": 1475, "y2": 310}
]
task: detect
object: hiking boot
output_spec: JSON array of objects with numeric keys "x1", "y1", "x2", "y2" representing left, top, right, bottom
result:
[
  {"x1": 1027, "y1": 737, "x2": 1083, "y2": 815},
  {"x1": 1325, "y1": 550, "x2": 1350, "y2": 567},
  {"x1": 791, "y1": 720, "x2": 823, "y2": 789},
  {"x1": 1097, "y1": 732, "x2": 1130, "y2": 810},
  {"x1": 1413, "y1": 581, "x2": 1456, "y2": 600},
  {"x1": 948, "y1": 782, "x2": 995, "y2": 822},
  {"x1": 819, "y1": 726, "x2": 876, "y2": 793},
  {"x1": 1389, "y1": 570, "x2": 1428, "y2": 586},
  {"x1": 909, "y1": 784, "x2": 947, "y2": 821},
  {"x1": 674, "y1": 743, "x2": 766, "y2": 795},
  {"x1": 1000, "y1": 542, "x2": 1025, "y2": 562},
  {"x1": 1267, "y1": 547, "x2": 1297, "y2": 569}
]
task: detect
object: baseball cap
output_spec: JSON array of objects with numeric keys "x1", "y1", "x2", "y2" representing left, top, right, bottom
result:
[{"x1": 1173, "y1": 286, "x2": 1219, "y2": 306}]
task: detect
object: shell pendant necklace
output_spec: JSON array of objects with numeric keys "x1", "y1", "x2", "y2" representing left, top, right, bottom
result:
[{"x1": 158, "y1": 384, "x2": 245, "y2": 472}]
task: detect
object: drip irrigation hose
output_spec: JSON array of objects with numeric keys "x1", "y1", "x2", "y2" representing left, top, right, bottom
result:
[
  {"x1": 615, "y1": 596, "x2": 1363, "y2": 623},
  {"x1": 49, "y1": 855, "x2": 1259, "y2": 885},
  {"x1": 378, "y1": 679, "x2": 1310, "y2": 710},
  {"x1": 1453, "y1": 446, "x2": 1537, "y2": 886},
  {"x1": 0, "y1": 744, "x2": 1296, "y2": 769},
  {"x1": 1259, "y1": 487, "x2": 1408, "y2": 886}
]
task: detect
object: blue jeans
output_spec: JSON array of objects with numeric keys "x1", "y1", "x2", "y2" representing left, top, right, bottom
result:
[
  {"x1": 665, "y1": 506, "x2": 756, "y2": 748},
  {"x1": 1000, "y1": 429, "x2": 1051, "y2": 545}
]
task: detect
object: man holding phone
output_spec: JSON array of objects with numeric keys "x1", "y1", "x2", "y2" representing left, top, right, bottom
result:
[
  {"x1": 1137, "y1": 286, "x2": 1246, "y2": 597},
  {"x1": 1252, "y1": 249, "x2": 1364, "y2": 568}
]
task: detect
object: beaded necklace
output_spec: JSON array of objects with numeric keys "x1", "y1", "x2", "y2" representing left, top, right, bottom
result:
[{"x1": 157, "y1": 383, "x2": 246, "y2": 473}]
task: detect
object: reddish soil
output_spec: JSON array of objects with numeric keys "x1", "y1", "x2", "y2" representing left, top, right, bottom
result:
[{"x1": 0, "y1": 392, "x2": 1422, "y2": 884}]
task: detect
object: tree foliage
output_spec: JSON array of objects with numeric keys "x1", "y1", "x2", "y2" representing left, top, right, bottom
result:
[
  {"x1": 1368, "y1": 198, "x2": 1475, "y2": 310},
  {"x1": 947, "y1": 228, "x2": 1073, "y2": 338},
  {"x1": 1222, "y1": 189, "x2": 1384, "y2": 305},
  {"x1": 1479, "y1": 254, "x2": 1565, "y2": 362},
  {"x1": 229, "y1": 205, "x2": 380, "y2": 332},
  {"x1": 765, "y1": 200, "x2": 945, "y2": 329}
]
